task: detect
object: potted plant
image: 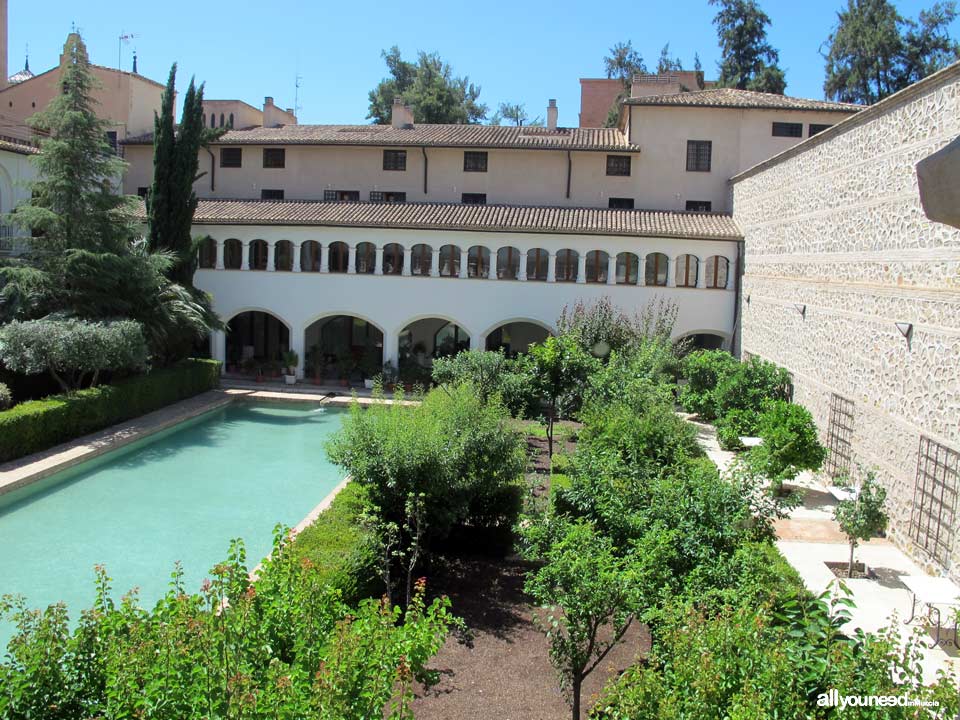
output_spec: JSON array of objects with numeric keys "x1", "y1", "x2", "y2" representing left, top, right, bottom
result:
[
  {"x1": 382, "y1": 359, "x2": 398, "y2": 391},
  {"x1": 241, "y1": 356, "x2": 260, "y2": 380},
  {"x1": 336, "y1": 353, "x2": 354, "y2": 387},
  {"x1": 360, "y1": 352, "x2": 382, "y2": 390},
  {"x1": 281, "y1": 350, "x2": 299, "y2": 385},
  {"x1": 305, "y1": 344, "x2": 326, "y2": 385}
]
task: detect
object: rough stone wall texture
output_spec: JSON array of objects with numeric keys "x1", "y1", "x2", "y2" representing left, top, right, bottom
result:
[{"x1": 733, "y1": 65, "x2": 960, "y2": 580}]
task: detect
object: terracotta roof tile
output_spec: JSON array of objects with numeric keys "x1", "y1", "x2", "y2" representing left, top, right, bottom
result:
[
  {"x1": 124, "y1": 124, "x2": 640, "y2": 152},
  {"x1": 623, "y1": 88, "x2": 864, "y2": 113},
  {"x1": 0, "y1": 137, "x2": 39, "y2": 155},
  {"x1": 168, "y1": 199, "x2": 741, "y2": 240}
]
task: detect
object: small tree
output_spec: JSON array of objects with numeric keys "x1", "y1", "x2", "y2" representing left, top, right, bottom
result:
[
  {"x1": 529, "y1": 335, "x2": 598, "y2": 458},
  {"x1": 748, "y1": 400, "x2": 827, "y2": 491},
  {"x1": 0, "y1": 318, "x2": 148, "y2": 391},
  {"x1": 834, "y1": 471, "x2": 888, "y2": 577},
  {"x1": 524, "y1": 521, "x2": 637, "y2": 720}
]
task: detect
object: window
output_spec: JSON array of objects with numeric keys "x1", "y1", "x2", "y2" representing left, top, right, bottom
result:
[
  {"x1": 300, "y1": 241, "x2": 321, "y2": 272},
  {"x1": 249, "y1": 240, "x2": 268, "y2": 270},
  {"x1": 223, "y1": 239, "x2": 242, "y2": 269},
  {"x1": 369, "y1": 191, "x2": 406, "y2": 203},
  {"x1": 219, "y1": 113, "x2": 225, "y2": 128},
  {"x1": 263, "y1": 148, "x2": 286, "y2": 168},
  {"x1": 260, "y1": 189, "x2": 284, "y2": 200},
  {"x1": 685, "y1": 200, "x2": 712, "y2": 212},
  {"x1": 220, "y1": 147, "x2": 242, "y2": 168},
  {"x1": 645, "y1": 252, "x2": 668, "y2": 286},
  {"x1": 197, "y1": 237, "x2": 216, "y2": 269},
  {"x1": 772, "y1": 122, "x2": 803, "y2": 138},
  {"x1": 355, "y1": 242, "x2": 376, "y2": 274},
  {"x1": 328, "y1": 241, "x2": 349, "y2": 272},
  {"x1": 383, "y1": 243, "x2": 404, "y2": 274},
  {"x1": 228, "y1": 113, "x2": 234, "y2": 128},
  {"x1": 705, "y1": 256, "x2": 729, "y2": 289},
  {"x1": 210, "y1": 113, "x2": 216, "y2": 128},
  {"x1": 585, "y1": 250, "x2": 608, "y2": 283},
  {"x1": 324, "y1": 190, "x2": 360, "y2": 202},
  {"x1": 809, "y1": 123, "x2": 832, "y2": 137},
  {"x1": 462, "y1": 193, "x2": 486, "y2": 205},
  {"x1": 497, "y1": 246, "x2": 520, "y2": 280},
  {"x1": 910, "y1": 437, "x2": 959, "y2": 569},
  {"x1": 824, "y1": 394, "x2": 855, "y2": 480},
  {"x1": 275, "y1": 240, "x2": 294, "y2": 271},
  {"x1": 527, "y1": 248, "x2": 548, "y2": 281},
  {"x1": 608, "y1": 197, "x2": 634, "y2": 209},
  {"x1": 383, "y1": 149, "x2": 407, "y2": 171},
  {"x1": 105, "y1": 131, "x2": 118, "y2": 153},
  {"x1": 555, "y1": 249, "x2": 578, "y2": 282},
  {"x1": 463, "y1": 151, "x2": 488, "y2": 172},
  {"x1": 468, "y1": 245, "x2": 490, "y2": 278},
  {"x1": 439, "y1": 245, "x2": 461, "y2": 277},
  {"x1": 686, "y1": 140, "x2": 712, "y2": 172},
  {"x1": 616, "y1": 252, "x2": 639, "y2": 284},
  {"x1": 410, "y1": 243, "x2": 432, "y2": 276},
  {"x1": 676, "y1": 254, "x2": 698, "y2": 287},
  {"x1": 606, "y1": 155, "x2": 631, "y2": 176},
  {"x1": 136, "y1": 187, "x2": 149, "y2": 199}
]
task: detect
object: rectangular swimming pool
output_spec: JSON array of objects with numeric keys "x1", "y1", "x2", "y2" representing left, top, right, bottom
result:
[{"x1": 0, "y1": 401, "x2": 347, "y2": 648}]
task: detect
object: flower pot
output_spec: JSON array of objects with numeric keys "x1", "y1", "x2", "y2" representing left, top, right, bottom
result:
[
  {"x1": 311, "y1": 375, "x2": 323, "y2": 385},
  {"x1": 363, "y1": 379, "x2": 375, "y2": 390},
  {"x1": 284, "y1": 374, "x2": 296, "y2": 385},
  {"x1": 255, "y1": 375, "x2": 266, "y2": 383},
  {"x1": 339, "y1": 378, "x2": 349, "y2": 387}
]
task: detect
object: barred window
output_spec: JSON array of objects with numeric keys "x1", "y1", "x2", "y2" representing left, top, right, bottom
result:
[
  {"x1": 260, "y1": 189, "x2": 284, "y2": 200},
  {"x1": 608, "y1": 197, "x2": 634, "y2": 209},
  {"x1": 369, "y1": 191, "x2": 406, "y2": 203},
  {"x1": 463, "y1": 151, "x2": 488, "y2": 172},
  {"x1": 220, "y1": 147, "x2": 242, "y2": 168},
  {"x1": 809, "y1": 123, "x2": 832, "y2": 137},
  {"x1": 383, "y1": 149, "x2": 406, "y2": 171},
  {"x1": 685, "y1": 200, "x2": 712, "y2": 212},
  {"x1": 324, "y1": 190, "x2": 360, "y2": 201},
  {"x1": 606, "y1": 155, "x2": 631, "y2": 176},
  {"x1": 262, "y1": 148, "x2": 286, "y2": 168},
  {"x1": 910, "y1": 437, "x2": 959, "y2": 570},
  {"x1": 686, "y1": 140, "x2": 712, "y2": 172},
  {"x1": 462, "y1": 193, "x2": 486, "y2": 205},
  {"x1": 772, "y1": 122, "x2": 803, "y2": 138}
]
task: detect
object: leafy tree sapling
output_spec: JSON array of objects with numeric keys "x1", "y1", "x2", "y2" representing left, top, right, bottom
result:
[{"x1": 833, "y1": 470, "x2": 888, "y2": 577}]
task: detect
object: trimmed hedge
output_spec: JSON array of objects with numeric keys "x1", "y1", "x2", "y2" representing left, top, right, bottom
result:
[
  {"x1": 0, "y1": 358, "x2": 221, "y2": 463},
  {"x1": 287, "y1": 481, "x2": 379, "y2": 603}
]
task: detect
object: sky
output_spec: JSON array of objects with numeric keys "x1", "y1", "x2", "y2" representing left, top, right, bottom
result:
[{"x1": 10, "y1": 0, "x2": 959, "y2": 126}]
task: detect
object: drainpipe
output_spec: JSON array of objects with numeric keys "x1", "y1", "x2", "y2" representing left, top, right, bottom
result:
[
  {"x1": 205, "y1": 146, "x2": 216, "y2": 192},
  {"x1": 421, "y1": 147, "x2": 428, "y2": 195},
  {"x1": 730, "y1": 239, "x2": 744, "y2": 356},
  {"x1": 566, "y1": 151, "x2": 572, "y2": 199}
]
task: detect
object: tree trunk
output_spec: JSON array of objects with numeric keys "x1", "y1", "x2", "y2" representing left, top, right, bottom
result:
[
  {"x1": 548, "y1": 399, "x2": 556, "y2": 460},
  {"x1": 848, "y1": 541, "x2": 855, "y2": 578},
  {"x1": 572, "y1": 673, "x2": 582, "y2": 720}
]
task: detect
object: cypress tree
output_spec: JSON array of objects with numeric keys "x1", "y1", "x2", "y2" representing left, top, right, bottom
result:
[{"x1": 147, "y1": 64, "x2": 216, "y2": 287}]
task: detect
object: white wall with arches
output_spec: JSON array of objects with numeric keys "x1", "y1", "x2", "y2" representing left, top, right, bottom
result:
[{"x1": 194, "y1": 223, "x2": 739, "y2": 377}]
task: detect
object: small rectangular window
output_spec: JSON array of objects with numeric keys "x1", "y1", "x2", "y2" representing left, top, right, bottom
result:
[
  {"x1": 685, "y1": 200, "x2": 712, "y2": 212},
  {"x1": 608, "y1": 197, "x2": 634, "y2": 209},
  {"x1": 136, "y1": 186, "x2": 149, "y2": 199},
  {"x1": 324, "y1": 190, "x2": 359, "y2": 202},
  {"x1": 462, "y1": 193, "x2": 487, "y2": 205},
  {"x1": 606, "y1": 155, "x2": 631, "y2": 176},
  {"x1": 105, "y1": 131, "x2": 118, "y2": 154},
  {"x1": 220, "y1": 147, "x2": 242, "y2": 168},
  {"x1": 260, "y1": 189, "x2": 284, "y2": 200},
  {"x1": 463, "y1": 151, "x2": 488, "y2": 172},
  {"x1": 262, "y1": 148, "x2": 286, "y2": 168},
  {"x1": 686, "y1": 140, "x2": 712, "y2": 172},
  {"x1": 772, "y1": 122, "x2": 803, "y2": 138},
  {"x1": 383, "y1": 149, "x2": 407, "y2": 171},
  {"x1": 369, "y1": 191, "x2": 407, "y2": 202},
  {"x1": 809, "y1": 123, "x2": 832, "y2": 137}
]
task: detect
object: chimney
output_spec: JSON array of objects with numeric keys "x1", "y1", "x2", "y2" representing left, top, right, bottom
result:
[
  {"x1": 132, "y1": 50, "x2": 138, "y2": 74},
  {"x1": 391, "y1": 97, "x2": 414, "y2": 128},
  {"x1": 546, "y1": 99, "x2": 558, "y2": 130},
  {"x1": 264, "y1": 96, "x2": 274, "y2": 108}
]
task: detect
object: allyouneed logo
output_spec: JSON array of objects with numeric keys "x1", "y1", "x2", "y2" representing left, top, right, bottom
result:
[{"x1": 816, "y1": 688, "x2": 940, "y2": 710}]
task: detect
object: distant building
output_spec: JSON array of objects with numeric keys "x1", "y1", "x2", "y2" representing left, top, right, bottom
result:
[{"x1": 579, "y1": 71, "x2": 718, "y2": 127}]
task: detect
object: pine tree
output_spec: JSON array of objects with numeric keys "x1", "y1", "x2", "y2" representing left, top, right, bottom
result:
[
  {"x1": 147, "y1": 64, "x2": 217, "y2": 287},
  {"x1": 12, "y1": 33, "x2": 136, "y2": 253},
  {"x1": 710, "y1": 0, "x2": 787, "y2": 94}
]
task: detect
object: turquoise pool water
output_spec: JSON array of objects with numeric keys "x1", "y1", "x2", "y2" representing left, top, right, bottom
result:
[{"x1": 0, "y1": 401, "x2": 347, "y2": 649}]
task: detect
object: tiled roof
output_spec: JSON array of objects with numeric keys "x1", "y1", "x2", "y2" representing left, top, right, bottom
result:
[
  {"x1": 172, "y1": 199, "x2": 741, "y2": 240},
  {"x1": 0, "y1": 137, "x2": 39, "y2": 155},
  {"x1": 623, "y1": 88, "x2": 864, "y2": 113},
  {"x1": 124, "y1": 124, "x2": 640, "y2": 152}
]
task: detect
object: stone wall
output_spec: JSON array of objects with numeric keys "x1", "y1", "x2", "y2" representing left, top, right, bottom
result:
[{"x1": 732, "y1": 64, "x2": 960, "y2": 580}]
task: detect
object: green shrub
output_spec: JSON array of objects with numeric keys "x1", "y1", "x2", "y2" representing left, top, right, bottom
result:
[
  {"x1": 288, "y1": 482, "x2": 379, "y2": 603},
  {"x1": 679, "y1": 349, "x2": 739, "y2": 419},
  {"x1": 0, "y1": 382, "x2": 11, "y2": 410},
  {"x1": 0, "y1": 358, "x2": 220, "y2": 462},
  {"x1": 0, "y1": 317, "x2": 149, "y2": 392},
  {"x1": 748, "y1": 400, "x2": 827, "y2": 483},
  {"x1": 431, "y1": 349, "x2": 539, "y2": 418},
  {"x1": 714, "y1": 408, "x2": 760, "y2": 451}
]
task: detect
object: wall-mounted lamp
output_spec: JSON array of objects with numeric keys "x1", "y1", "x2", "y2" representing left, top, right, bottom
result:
[
  {"x1": 895, "y1": 322, "x2": 913, "y2": 349},
  {"x1": 745, "y1": 294, "x2": 751, "y2": 305},
  {"x1": 794, "y1": 303, "x2": 807, "y2": 319}
]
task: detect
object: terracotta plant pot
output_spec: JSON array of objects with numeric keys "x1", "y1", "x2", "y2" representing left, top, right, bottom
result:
[{"x1": 339, "y1": 378, "x2": 349, "y2": 387}]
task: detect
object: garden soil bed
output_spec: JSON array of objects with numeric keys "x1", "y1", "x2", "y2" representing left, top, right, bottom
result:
[{"x1": 413, "y1": 553, "x2": 649, "y2": 720}]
